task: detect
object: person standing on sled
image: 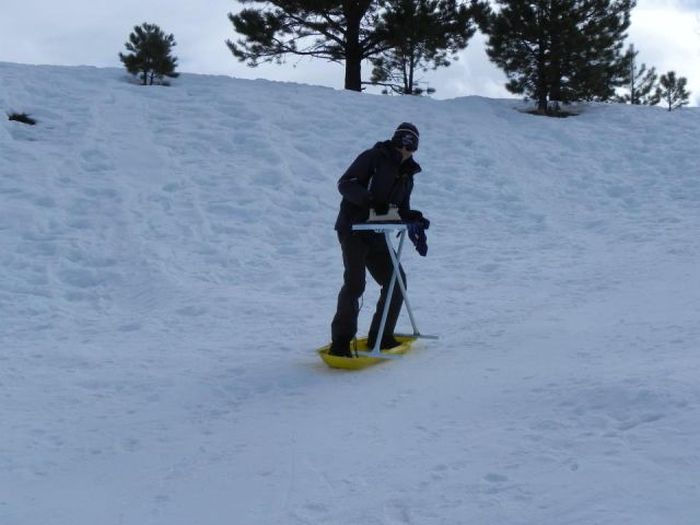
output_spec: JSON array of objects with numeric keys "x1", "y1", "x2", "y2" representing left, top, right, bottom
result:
[{"x1": 329, "y1": 122, "x2": 429, "y2": 358}]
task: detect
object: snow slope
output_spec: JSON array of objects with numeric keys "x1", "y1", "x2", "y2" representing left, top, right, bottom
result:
[{"x1": 1, "y1": 62, "x2": 700, "y2": 524}]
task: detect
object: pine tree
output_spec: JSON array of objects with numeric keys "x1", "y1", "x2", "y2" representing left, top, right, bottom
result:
[
  {"x1": 369, "y1": 0, "x2": 480, "y2": 96},
  {"x1": 119, "y1": 23, "x2": 179, "y2": 85},
  {"x1": 569, "y1": 0, "x2": 636, "y2": 102},
  {"x1": 655, "y1": 71, "x2": 691, "y2": 111},
  {"x1": 227, "y1": 1, "x2": 387, "y2": 91},
  {"x1": 615, "y1": 44, "x2": 659, "y2": 105},
  {"x1": 484, "y1": 0, "x2": 635, "y2": 114}
]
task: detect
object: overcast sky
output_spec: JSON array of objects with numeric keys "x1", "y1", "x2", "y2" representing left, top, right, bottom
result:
[{"x1": 1, "y1": 0, "x2": 698, "y2": 104}]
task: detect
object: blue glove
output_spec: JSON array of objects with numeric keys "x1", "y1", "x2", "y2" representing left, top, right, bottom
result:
[
  {"x1": 401, "y1": 209, "x2": 430, "y2": 230},
  {"x1": 407, "y1": 221, "x2": 428, "y2": 256}
]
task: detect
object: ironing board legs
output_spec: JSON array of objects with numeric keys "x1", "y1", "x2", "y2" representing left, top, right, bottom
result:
[{"x1": 366, "y1": 230, "x2": 415, "y2": 356}]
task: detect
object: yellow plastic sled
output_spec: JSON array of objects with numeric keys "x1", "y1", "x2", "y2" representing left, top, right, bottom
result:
[{"x1": 318, "y1": 335, "x2": 417, "y2": 370}]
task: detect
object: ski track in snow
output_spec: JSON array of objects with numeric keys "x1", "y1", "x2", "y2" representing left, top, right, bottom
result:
[{"x1": 1, "y1": 62, "x2": 700, "y2": 524}]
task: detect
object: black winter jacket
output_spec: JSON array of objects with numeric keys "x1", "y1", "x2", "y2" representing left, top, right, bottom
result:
[{"x1": 334, "y1": 141, "x2": 422, "y2": 232}]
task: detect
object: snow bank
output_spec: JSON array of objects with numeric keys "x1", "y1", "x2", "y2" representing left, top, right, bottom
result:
[{"x1": 2, "y1": 62, "x2": 699, "y2": 524}]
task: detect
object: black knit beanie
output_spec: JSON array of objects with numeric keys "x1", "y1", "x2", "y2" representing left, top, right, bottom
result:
[{"x1": 391, "y1": 122, "x2": 420, "y2": 151}]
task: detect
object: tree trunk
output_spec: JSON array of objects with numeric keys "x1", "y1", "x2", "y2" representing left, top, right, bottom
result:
[
  {"x1": 344, "y1": 53, "x2": 363, "y2": 91},
  {"x1": 536, "y1": 5, "x2": 548, "y2": 113},
  {"x1": 536, "y1": 50, "x2": 548, "y2": 113},
  {"x1": 343, "y1": 0, "x2": 368, "y2": 91},
  {"x1": 408, "y1": 52, "x2": 416, "y2": 95}
]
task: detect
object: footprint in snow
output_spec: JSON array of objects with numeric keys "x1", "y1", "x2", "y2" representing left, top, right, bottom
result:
[
  {"x1": 484, "y1": 473, "x2": 509, "y2": 483},
  {"x1": 80, "y1": 148, "x2": 114, "y2": 172}
]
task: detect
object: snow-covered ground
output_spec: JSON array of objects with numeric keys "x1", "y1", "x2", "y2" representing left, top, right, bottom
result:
[{"x1": 1, "y1": 61, "x2": 699, "y2": 524}]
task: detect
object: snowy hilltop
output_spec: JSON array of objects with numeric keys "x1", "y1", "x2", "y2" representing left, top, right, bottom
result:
[{"x1": 1, "y1": 61, "x2": 700, "y2": 524}]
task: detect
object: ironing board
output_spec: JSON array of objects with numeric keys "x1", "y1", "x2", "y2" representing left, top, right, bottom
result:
[{"x1": 351, "y1": 222, "x2": 438, "y2": 358}]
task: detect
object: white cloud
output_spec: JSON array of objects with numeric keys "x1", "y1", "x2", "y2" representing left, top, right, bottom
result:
[{"x1": 630, "y1": 0, "x2": 700, "y2": 102}]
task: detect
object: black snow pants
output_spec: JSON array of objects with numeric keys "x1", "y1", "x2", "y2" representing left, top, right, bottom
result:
[{"x1": 331, "y1": 230, "x2": 406, "y2": 344}]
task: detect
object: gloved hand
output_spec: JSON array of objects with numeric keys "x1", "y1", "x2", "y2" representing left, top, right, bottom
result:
[
  {"x1": 407, "y1": 222, "x2": 428, "y2": 256},
  {"x1": 401, "y1": 209, "x2": 430, "y2": 229},
  {"x1": 370, "y1": 197, "x2": 390, "y2": 215}
]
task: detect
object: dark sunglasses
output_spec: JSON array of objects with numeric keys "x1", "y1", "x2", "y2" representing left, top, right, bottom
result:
[{"x1": 400, "y1": 133, "x2": 419, "y2": 152}]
